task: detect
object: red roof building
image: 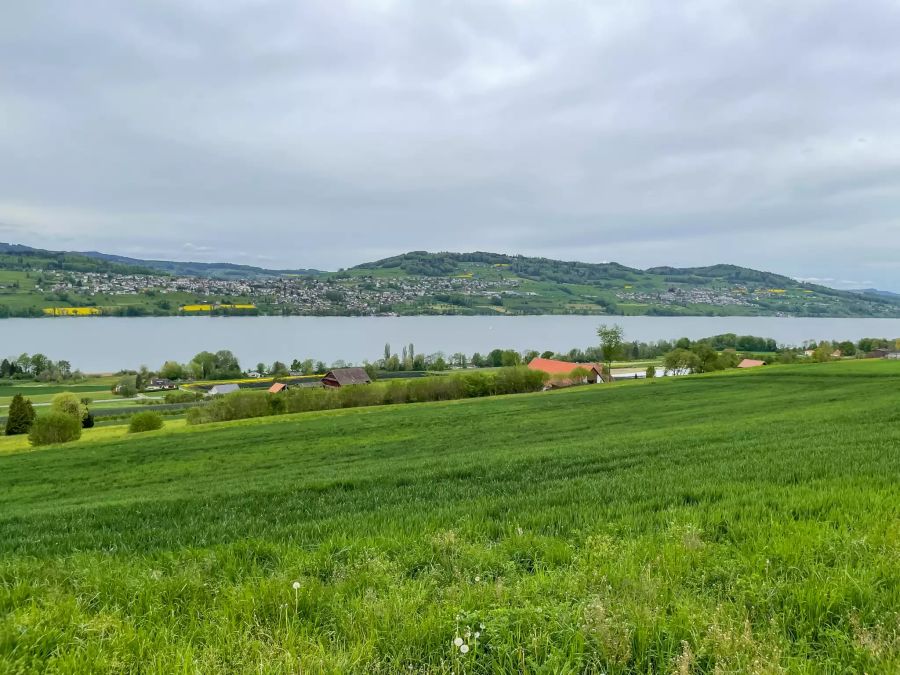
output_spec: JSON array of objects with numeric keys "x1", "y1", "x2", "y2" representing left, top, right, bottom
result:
[
  {"x1": 527, "y1": 358, "x2": 604, "y2": 383},
  {"x1": 737, "y1": 359, "x2": 766, "y2": 369},
  {"x1": 268, "y1": 382, "x2": 288, "y2": 393}
]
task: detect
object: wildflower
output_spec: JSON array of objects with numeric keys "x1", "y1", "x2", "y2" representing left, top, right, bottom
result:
[
  {"x1": 460, "y1": 644, "x2": 469, "y2": 654},
  {"x1": 479, "y1": 623, "x2": 485, "y2": 630},
  {"x1": 474, "y1": 576, "x2": 480, "y2": 582},
  {"x1": 453, "y1": 637, "x2": 464, "y2": 647},
  {"x1": 474, "y1": 631, "x2": 480, "y2": 638},
  {"x1": 292, "y1": 581, "x2": 301, "y2": 590}
]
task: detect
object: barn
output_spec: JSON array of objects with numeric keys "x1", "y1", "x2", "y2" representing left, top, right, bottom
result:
[{"x1": 321, "y1": 367, "x2": 372, "y2": 388}]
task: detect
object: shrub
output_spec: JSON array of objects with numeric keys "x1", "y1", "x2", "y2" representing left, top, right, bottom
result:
[
  {"x1": 5, "y1": 394, "x2": 36, "y2": 436},
  {"x1": 29, "y1": 412, "x2": 82, "y2": 446},
  {"x1": 645, "y1": 366, "x2": 657, "y2": 379},
  {"x1": 82, "y1": 412, "x2": 95, "y2": 429},
  {"x1": 164, "y1": 390, "x2": 204, "y2": 404},
  {"x1": 128, "y1": 411, "x2": 164, "y2": 433}
]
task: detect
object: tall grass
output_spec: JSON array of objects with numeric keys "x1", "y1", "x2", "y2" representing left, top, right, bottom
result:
[{"x1": 1, "y1": 361, "x2": 899, "y2": 672}]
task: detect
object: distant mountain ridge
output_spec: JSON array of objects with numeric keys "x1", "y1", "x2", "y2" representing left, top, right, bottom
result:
[{"x1": 77, "y1": 250, "x2": 321, "y2": 280}]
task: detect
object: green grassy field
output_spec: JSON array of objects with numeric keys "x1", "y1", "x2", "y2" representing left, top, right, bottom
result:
[{"x1": 1, "y1": 362, "x2": 899, "y2": 673}]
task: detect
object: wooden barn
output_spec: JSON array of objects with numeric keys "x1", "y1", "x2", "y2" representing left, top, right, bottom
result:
[{"x1": 321, "y1": 367, "x2": 372, "y2": 388}]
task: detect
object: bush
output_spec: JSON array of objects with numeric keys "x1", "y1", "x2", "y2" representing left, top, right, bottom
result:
[
  {"x1": 128, "y1": 411, "x2": 164, "y2": 433},
  {"x1": 164, "y1": 390, "x2": 204, "y2": 404},
  {"x1": 29, "y1": 412, "x2": 82, "y2": 446},
  {"x1": 82, "y1": 412, "x2": 95, "y2": 429},
  {"x1": 5, "y1": 394, "x2": 36, "y2": 436}
]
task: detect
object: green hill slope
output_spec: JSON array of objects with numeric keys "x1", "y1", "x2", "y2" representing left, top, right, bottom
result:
[
  {"x1": 1, "y1": 362, "x2": 899, "y2": 672},
  {"x1": 2, "y1": 243, "x2": 899, "y2": 317}
]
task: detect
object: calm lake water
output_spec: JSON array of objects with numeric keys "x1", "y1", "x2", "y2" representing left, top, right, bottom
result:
[{"x1": 3, "y1": 315, "x2": 900, "y2": 372}]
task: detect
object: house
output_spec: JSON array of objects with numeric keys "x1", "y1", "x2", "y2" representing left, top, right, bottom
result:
[
  {"x1": 737, "y1": 358, "x2": 766, "y2": 369},
  {"x1": 246, "y1": 371, "x2": 263, "y2": 379},
  {"x1": 888, "y1": 352, "x2": 900, "y2": 360},
  {"x1": 321, "y1": 367, "x2": 372, "y2": 388},
  {"x1": 527, "y1": 357, "x2": 604, "y2": 384},
  {"x1": 146, "y1": 378, "x2": 177, "y2": 391},
  {"x1": 831, "y1": 350, "x2": 843, "y2": 359},
  {"x1": 208, "y1": 383, "x2": 240, "y2": 396},
  {"x1": 268, "y1": 382, "x2": 289, "y2": 393}
]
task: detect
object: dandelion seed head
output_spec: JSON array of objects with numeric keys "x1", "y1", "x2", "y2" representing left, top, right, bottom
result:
[
  {"x1": 479, "y1": 623, "x2": 485, "y2": 630},
  {"x1": 460, "y1": 644, "x2": 469, "y2": 654},
  {"x1": 474, "y1": 631, "x2": 480, "y2": 638},
  {"x1": 453, "y1": 637, "x2": 464, "y2": 647},
  {"x1": 292, "y1": 581, "x2": 301, "y2": 590},
  {"x1": 474, "y1": 576, "x2": 480, "y2": 582}
]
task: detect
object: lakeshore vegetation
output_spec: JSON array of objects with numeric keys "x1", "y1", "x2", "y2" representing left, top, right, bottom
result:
[{"x1": 1, "y1": 360, "x2": 899, "y2": 672}]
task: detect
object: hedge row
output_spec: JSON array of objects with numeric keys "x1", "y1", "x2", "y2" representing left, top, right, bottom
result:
[{"x1": 186, "y1": 367, "x2": 548, "y2": 425}]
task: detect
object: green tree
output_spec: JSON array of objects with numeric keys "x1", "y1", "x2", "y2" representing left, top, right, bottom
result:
[
  {"x1": 597, "y1": 324, "x2": 625, "y2": 375},
  {"x1": 664, "y1": 349, "x2": 700, "y2": 374},
  {"x1": 645, "y1": 366, "x2": 657, "y2": 379},
  {"x1": 50, "y1": 392, "x2": 88, "y2": 421},
  {"x1": 115, "y1": 375, "x2": 138, "y2": 398},
  {"x1": 5, "y1": 394, "x2": 35, "y2": 435},
  {"x1": 159, "y1": 361, "x2": 185, "y2": 380},
  {"x1": 812, "y1": 342, "x2": 834, "y2": 362}
]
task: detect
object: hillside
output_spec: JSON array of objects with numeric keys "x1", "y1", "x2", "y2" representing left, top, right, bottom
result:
[
  {"x1": 2, "y1": 243, "x2": 900, "y2": 318},
  {"x1": 1, "y1": 362, "x2": 899, "y2": 671}
]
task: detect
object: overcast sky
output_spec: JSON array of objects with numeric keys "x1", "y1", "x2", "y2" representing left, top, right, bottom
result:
[{"x1": 2, "y1": 1, "x2": 900, "y2": 289}]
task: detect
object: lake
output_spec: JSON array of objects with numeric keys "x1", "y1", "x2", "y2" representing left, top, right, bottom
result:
[{"x1": 3, "y1": 315, "x2": 900, "y2": 372}]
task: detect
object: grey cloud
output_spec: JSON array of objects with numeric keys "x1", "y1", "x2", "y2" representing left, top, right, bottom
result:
[{"x1": 1, "y1": 0, "x2": 900, "y2": 288}]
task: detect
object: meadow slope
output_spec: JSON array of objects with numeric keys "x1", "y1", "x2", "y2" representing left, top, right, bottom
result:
[{"x1": 1, "y1": 362, "x2": 899, "y2": 673}]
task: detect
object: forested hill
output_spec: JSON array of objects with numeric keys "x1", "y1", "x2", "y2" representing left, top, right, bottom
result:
[
  {"x1": 0, "y1": 243, "x2": 157, "y2": 276},
  {"x1": 356, "y1": 251, "x2": 799, "y2": 288}
]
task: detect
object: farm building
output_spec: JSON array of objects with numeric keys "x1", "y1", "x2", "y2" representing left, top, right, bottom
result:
[
  {"x1": 268, "y1": 382, "x2": 289, "y2": 393},
  {"x1": 321, "y1": 368, "x2": 372, "y2": 388},
  {"x1": 737, "y1": 359, "x2": 766, "y2": 369},
  {"x1": 146, "y1": 378, "x2": 177, "y2": 391},
  {"x1": 208, "y1": 383, "x2": 240, "y2": 396},
  {"x1": 527, "y1": 358, "x2": 604, "y2": 384}
]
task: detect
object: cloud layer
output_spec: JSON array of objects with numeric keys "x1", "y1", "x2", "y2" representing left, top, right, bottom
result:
[{"x1": 2, "y1": 0, "x2": 900, "y2": 288}]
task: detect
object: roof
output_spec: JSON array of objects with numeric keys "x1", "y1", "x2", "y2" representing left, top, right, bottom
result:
[
  {"x1": 268, "y1": 382, "x2": 287, "y2": 393},
  {"x1": 737, "y1": 359, "x2": 766, "y2": 368},
  {"x1": 322, "y1": 367, "x2": 372, "y2": 385},
  {"x1": 209, "y1": 383, "x2": 240, "y2": 394},
  {"x1": 527, "y1": 358, "x2": 602, "y2": 375}
]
